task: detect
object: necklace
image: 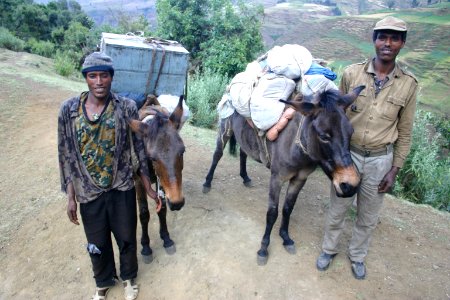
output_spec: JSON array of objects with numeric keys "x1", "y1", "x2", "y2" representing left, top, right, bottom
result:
[{"x1": 92, "y1": 112, "x2": 100, "y2": 121}]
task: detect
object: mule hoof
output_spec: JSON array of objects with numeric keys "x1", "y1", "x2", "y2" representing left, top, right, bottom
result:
[
  {"x1": 164, "y1": 244, "x2": 176, "y2": 255},
  {"x1": 257, "y1": 254, "x2": 268, "y2": 266},
  {"x1": 202, "y1": 185, "x2": 211, "y2": 194},
  {"x1": 257, "y1": 249, "x2": 268, "y2": 266},
  {"x1": 142, "y1": 254, "x2": 153, "y2": 264},
  {"x1": 243, "y1": 180, "x2": 253, "y2": 188},
  {"x1": 284, "y1": 244, "x2": 296, "y2": 255}
]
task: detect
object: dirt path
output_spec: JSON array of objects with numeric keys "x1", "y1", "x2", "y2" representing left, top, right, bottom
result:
[{"x1": 0, "y1": 50, "x2": 449, "y2": 300}]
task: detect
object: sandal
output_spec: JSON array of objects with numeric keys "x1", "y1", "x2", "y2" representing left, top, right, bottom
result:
[
  {"x1": 91, "y1": 286, "x2": 111, "y2": 300},
  {"x1": 123, "y1": 279, "x2": 139, "y2": 300}
]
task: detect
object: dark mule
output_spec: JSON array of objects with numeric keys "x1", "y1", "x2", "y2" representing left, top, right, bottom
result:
[
  {"x1": 129, "y1": 96, "x2": 186, "y2": 263},
  {"x1": 203, "y1": 86, "x2": 365, "y2": 265}
]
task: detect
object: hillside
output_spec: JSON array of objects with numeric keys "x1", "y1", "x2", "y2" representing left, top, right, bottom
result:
[{"x1": 262, "y1": 3, "x2": 450, "y2": 114}]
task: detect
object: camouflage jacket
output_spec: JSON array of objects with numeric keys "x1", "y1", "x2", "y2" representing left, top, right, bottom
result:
[{"x1": 58, "y1": 92, "x2": 149, "y2": 203}]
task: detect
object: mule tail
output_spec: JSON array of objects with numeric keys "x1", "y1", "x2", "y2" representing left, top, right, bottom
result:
[{"x1": 229, "y1": 133, "x2": 238, "y2": 156}]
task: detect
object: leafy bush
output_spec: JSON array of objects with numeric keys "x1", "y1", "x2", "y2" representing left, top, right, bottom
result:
[
  {"x1": 54, "y1": 50, "x2": 76, "y2": 77},
  {"x1": 187, "y1": 69, "x2": 229, "y2": 128},
  {"x1": 27, "y1": 38, "x2": 55, "y2": 58},
  {"x1": 0, "y1": 27, "x2": 25, "y2": 51},
  {"x1": 394, "y1": 109, "x2": 450, "y2": 211}
]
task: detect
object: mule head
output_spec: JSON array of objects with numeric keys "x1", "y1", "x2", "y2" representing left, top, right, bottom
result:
[
  {"x1": 129, "y1": 105, "x2": 186, "y2": 211},
  {"x1": 281, "y1": 86, "x2": 365, "y2": 197}
]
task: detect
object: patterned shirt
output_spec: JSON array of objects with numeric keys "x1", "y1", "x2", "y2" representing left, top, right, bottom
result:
[
  {"x1": 340, "y1": 59, "x2": 418, "y2": 168},
  {"x1": 58, "y1": 92, "x2": 150, "y2": 203},
  {"x1": 76, "y1": 92, "x2": 115, "y2": 188}
]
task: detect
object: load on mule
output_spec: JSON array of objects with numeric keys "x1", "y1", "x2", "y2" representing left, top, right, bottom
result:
[{"x1": 203, "y1": 43, "x2": 365, "y2": 265}]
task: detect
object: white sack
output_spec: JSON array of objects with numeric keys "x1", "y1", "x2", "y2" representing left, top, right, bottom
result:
[
  {"x1": 266, "y1": 44, "x2": 313, "y2": 80},
  {"x1": 157, "y1": 94, "x2": 190, "y2": 124},
  {"x1": 299, "y1": 75, "x2": 338, "y2": 97},
  {"x1": 250, "y1": 73, "x2": 296, "y2": 131},
  {"x1": 217, "y1": 93, "x2": 235, "y2": 119},
  {"x1": 228, "y1": 71, "x2": 258, "y2": 117}
]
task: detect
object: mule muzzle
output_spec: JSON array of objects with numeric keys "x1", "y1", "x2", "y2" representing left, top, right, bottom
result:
[
  {"x1": 336, "y1": 182, "x2": 358, "y2": 198},
  {"x1": 332, "y1": 166, "x2": 360, "y2": 198},
  {"x1": 168, "y1": 198, "x2": 185, "y2": 211}
]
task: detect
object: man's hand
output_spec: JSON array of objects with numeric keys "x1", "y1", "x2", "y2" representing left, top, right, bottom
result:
[
  {"x1": 66, "y1": 182, "x2": 79, "y2": 225},
  {"x1": 67, "y1": 198, "x2": 80, "y2": 225},
  {"x1": 378, "y1": 166, "x2": 400, "y2": 193}
]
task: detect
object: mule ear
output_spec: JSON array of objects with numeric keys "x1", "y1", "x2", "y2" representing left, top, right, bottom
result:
[
  {"x1": 169, "y1": 95, "x2": 184, "y2": 130},
  {"x1": 339, "y1": 85, "x2": 365, "y2": 109},
  {"x1": 128, "y1": 118, "x2": 148, "y2": 136},
  {"x1": 279, "y1": 99, "x2": 320, "y2": 116}
]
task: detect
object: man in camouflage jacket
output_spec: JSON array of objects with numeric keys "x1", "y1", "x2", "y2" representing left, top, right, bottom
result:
[{"x1": 58, "y1": 52, "x2": 159, "y2": 299}]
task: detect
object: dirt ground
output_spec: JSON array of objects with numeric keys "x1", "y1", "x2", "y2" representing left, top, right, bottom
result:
[{"x1": 0, "y1": 50, "x2": 449, "y2": 300}]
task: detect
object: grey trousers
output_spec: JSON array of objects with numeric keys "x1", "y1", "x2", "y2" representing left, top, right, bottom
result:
[{"x1": 321, "y1": 150, "x2": 393, "y2": 262}]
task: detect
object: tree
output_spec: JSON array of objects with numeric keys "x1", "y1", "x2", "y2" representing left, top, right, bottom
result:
[
  {"x1": 199, "y1": 0, "x2": 264, "y2": 76},
  {"x1": 156, "y1": 0, "x2": 264, "y2": 77},
  {"x1": 385, "y1": 0, "x2": 396, "y2": 9},
  {"x1": 12, "y1": 3, "x2": 51, "y2": 40},
  {"x1": 411, "y1": 0, "x2": 420, "y2": 7},
  {"x1": 358, "y1": 0, "x2": 367, "y2": 13},
  {"x1": 156, "y1": 0, "x2": 210, "y2": 59}
]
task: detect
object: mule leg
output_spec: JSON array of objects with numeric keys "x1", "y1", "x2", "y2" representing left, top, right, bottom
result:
[
  {"x1": 279, "y1": 177, "x2": 307, "y2": 254},
  {"x1": 239, "y1": 148, "x2": 252, "y2": 187},
  {"x1": 157, "y1": 198, "x2": 176, "y2": 255},
  {"x1": 135, "y1": 178, "x2": 153, "y2": 264},
  {"x1": 257, "y1": 174, "x2": 283, "y2": 265},
  {"x1": 203, "y1": 121, "x2": 231, "y2": 193}
]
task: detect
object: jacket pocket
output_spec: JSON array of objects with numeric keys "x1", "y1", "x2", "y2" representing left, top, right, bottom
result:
[
  {"x1": 346, "y1": 86, "x2": 366, "y2": 116},
  {"x1": 380, "y1": 95, "x2": 405, "y2": 120}
]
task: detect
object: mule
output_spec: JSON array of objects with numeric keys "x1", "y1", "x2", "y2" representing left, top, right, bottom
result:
[
  {"x1": 129, "y1": 95, "x2": 186, "y2": 263},
  {"x1": 202, "y1": 86, "x2": 365, "y2": 265}
]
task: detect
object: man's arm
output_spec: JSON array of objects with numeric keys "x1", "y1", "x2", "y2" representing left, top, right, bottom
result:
[
  {"x1": 379, "y1": 77, "x2": 418, "y2": 193},
  {"x1": 127, "y1": 101, "x2": 161, "y2": 211},
  {"x1": 66, "y1": 182, "x2": 80, "y2": 225},
  {"x1": 138, "y1": 172, "x2": 161, "y2": 212}
]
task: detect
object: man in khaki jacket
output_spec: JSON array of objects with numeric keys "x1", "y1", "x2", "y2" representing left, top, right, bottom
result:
[{"x1": 316, "y1": 16, "x2": 418, "y2": 279}]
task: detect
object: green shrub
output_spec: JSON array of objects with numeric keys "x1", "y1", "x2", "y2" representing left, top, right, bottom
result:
[
  {"x1": 27, "y1": 38, "x2": 55, "y2": 58},
  {"x1": 186, "y1": 69, "x2": 229, "y2": 128},
  {"x1": 0, "y1": 27, "x2": 25, "y2": 51},
  {"x1": 394, "y1": 109, "x2": 450, "y2": 211},
  {"x1": 54, "y1": 50, "x2": 76, "y2": 77}
]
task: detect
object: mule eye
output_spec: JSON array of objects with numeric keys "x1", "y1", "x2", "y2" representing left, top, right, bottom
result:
[{"x1": 319, "y1": 133, "x2": 331, "y2": 142}]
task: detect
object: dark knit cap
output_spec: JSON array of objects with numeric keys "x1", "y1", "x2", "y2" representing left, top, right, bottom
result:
[{"x1": 81, "y1": 52, "x2": 114, "y2": 77}]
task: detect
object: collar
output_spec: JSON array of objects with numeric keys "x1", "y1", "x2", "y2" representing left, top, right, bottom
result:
[
  {"x1": 366, "y1": 58, "x2": 399, "y2": 80},
  {"x1": 69, "y1": 92, "x2": 117, "y2": 118}
]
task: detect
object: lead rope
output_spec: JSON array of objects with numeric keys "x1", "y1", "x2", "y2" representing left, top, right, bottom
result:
[{"x1": 294, "y1": 115, "x2": 308, "y2": 155}]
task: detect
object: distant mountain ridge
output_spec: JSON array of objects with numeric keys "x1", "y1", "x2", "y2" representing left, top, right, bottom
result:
[{"x1": 34, "y1": 0, "x2": 426, "y2": 25}]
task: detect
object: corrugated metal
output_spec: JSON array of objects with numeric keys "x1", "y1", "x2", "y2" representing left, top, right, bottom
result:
[{"x1": 100, "y1": 33, "x2": 189, "y2": 96}]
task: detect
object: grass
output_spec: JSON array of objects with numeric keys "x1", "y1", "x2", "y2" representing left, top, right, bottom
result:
[{"x1": 0, "y1": 49, "x2": 85, "y2": 92}]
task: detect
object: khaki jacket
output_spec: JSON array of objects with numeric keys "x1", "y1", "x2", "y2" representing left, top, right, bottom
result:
[{"x1": 340, "y1": 59, "x2": 418, "y2": 168}]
